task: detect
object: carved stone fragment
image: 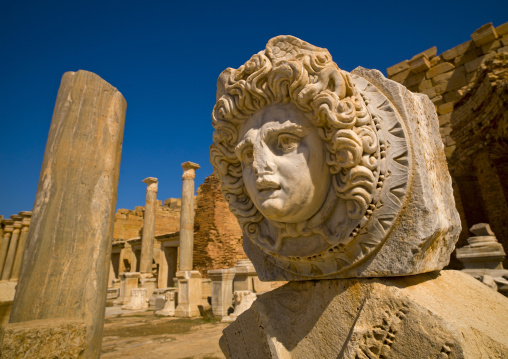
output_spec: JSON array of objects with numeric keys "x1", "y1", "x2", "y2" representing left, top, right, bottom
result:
[
  {"x1": 211, "y1": 36, "x2": 460, "y2": 281},
  {"x1": 220, "y1": 271, "x2": 508, "y2": 359}
]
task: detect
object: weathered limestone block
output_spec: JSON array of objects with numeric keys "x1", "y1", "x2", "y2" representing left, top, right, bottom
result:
[
  {"x1": 221, "y1": 290, "x2": 256, "y2": 323},
  {"x1": 0, "y1": 319, "x2": 87, "y2": 359},
  {"x1": 155, "y1": 290, "x2": 177, "y2": 316},
  {"x1": 119, "y1": 272, "x2": 140, "y2": 305},
  {"x1": 6, "y1": 70, "x2": 126, "y2": 359},
  {"x1": 174, "y1": 270, "x2": 202, "y2": 317},
  {"x1": 211, "y1": 35, "x2": 460, "y2": 281},
  {"x1": 220, "y1": 271, "x2": 508, "y2": 358},
  {"x1": 122, "y1": 288, "x2": 148, "y2": 310},
  {"x1": 208, "y1": 268, "x2": 235, "y2": 317},
  {"x1": 232, "y1": 259, "x2": 256, "y2": 292}
]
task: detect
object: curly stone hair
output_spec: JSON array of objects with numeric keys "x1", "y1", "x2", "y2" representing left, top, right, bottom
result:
[{"x1": 211, "y1": 36, "x2": 379, "y2": 248}]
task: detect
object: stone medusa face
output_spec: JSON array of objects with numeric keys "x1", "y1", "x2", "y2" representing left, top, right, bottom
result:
[{"x1": 236, "y1": 103, "x2": 330, "y2": 223}]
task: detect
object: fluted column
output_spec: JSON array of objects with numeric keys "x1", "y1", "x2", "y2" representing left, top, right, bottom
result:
[
  {"x1": 179, "y1": 161, "x2": 200, "y2": 271},
  {"x1": 0, "y1": 219, "x2": 14, "y2": 278},
  {"x1": 1, "y1": 215, "x2": 22, "y2": 280},
  {"x1": 139, "y1": 177, "x2": 158, "y2": 274},
  {"x1": 10, "y1": 211, "x2": 32, "y2": 281}
]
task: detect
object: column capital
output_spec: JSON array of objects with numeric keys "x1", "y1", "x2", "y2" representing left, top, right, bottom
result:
[
  {"x1": 19, "y1": 211, "x2": 32, "y2": 218},
  {"x1": 181, "y1": 161, "x2": 200, "y2": 179},
  {"x1": 142, "y1": 177, "x2": 158, "y2": 192},
  {"x1": 2, "y1": 219, "x2": 14, "y2": 228}
]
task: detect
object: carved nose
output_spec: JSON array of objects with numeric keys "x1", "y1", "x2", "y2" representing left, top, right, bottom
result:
[{"x1": 253, "y1": 145, "x2": 277, "y2": 175}]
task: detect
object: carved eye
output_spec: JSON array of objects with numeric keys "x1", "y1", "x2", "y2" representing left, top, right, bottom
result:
[
  {"x1": 242, "y1": 148, "x2": 254, "y2": 166},
  {"x1": 278, "y1": 134, "x2": 300, "y2": 152}
]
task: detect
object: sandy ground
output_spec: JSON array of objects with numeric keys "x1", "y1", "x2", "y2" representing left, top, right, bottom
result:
[{"x1": 101, "y1": 309, "x2": 228, "y2": 359}]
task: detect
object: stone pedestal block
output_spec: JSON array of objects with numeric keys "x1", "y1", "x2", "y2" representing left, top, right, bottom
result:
[
  {"x1": 122, "y1": 288, "x2": 147, "y2": 311},
  {"x1": 7, "y1": 70, "x2": 126, "y2": 358},
  {"x1": 208, "y1": 268, "x2": 235, "y2": 317},
  {"x1": 139, "y1": 275, "x2": 157, "y2": 302},
  {"x1": 119, "y1": 272, "x2": 140, "y2": 305},
  {"x1": 175, "y1": 270, "x2": 202, "y2": 317},
  {"x1": 232, "y1": 259, "x2": 256, "y2": 292},
  {"x1": 220, "y1": 271, "x2": 508, "y2": 358}
]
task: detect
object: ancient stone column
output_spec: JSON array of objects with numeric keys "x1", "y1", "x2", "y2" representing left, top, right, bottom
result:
[
  {"x1": 139, "y1": 177, "x2": 158, "y2": 274},
  {"x1": 175, "y1": 162, "x2": 202, "y2": 317},
  {"x1": 179, "y1": 161, "x2": 200, "y2": 271},
  {"x1": 1, "y1": 216, "x2": 22, "y2": 280},
  {"x1": 10, "y1": 211, "x2": 32, "y2": 281},
  {"x1": 0, "y1": 219, "x2": 14, "y2": 277},
  {"x1": 2, "y1": 70, "x2": 126, "y2": 359}
]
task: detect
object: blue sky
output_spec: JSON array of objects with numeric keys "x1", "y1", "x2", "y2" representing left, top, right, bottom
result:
[{"x1": 1, "y1": 0, "x2": 507, "y2": 217}]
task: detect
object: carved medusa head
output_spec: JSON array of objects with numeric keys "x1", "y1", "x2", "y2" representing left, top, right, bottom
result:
[{"x1": 211, "y1": 36, "x2": 390, "y2": 275}]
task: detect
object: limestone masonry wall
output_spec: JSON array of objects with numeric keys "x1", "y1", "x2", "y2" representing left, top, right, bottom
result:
[
  {"x1": 193, "y1": 173, "x2": 246, "y2": 277},
  {"x1": 387, "y1": 21, "x2": 508, "y2": 159},
  {"x1": 113, "y1": 198, "x2": 181, "y2": 241},
  {"x1": 386, "y1": 22, "x2": 508, "y2": 269}
]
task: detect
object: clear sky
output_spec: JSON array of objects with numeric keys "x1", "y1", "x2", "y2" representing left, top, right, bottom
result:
[{"x1": 1, "y1": 0, "x2": 507, "y2": 217}]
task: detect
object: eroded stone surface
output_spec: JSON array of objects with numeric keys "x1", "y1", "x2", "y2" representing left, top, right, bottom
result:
[
  {"x1": 220, "y1": 270, "x2": 508, "y2": 358},
  {"x1": 0, "y1": 318, "x2": 87, "y2": 359},
  {"x1": 211, "y1": 35, "x2": 460, "y2": 280}
]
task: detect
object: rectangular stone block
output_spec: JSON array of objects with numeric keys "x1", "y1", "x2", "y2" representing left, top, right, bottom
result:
[
  {"x1": 387, "y1": 60, "x2": 409, "y2": 77},
  {"x1": 496, "y1": 22, "x2": 508, "y2": 36},
  {"x1": 442, "y1": 41, "x2": 472, "y2": 61},
  {"x1": 481, "y1": 40, "x2": 501, "y2": 54},
  {"x1": 438, "y1": 102, "x2": 455, "y2": 115},
  {"x1": 411, "y1": 46, "x2": 437, "y2": 60},
  {"x1": 408, "y1": 55, "x2": 431, "y2": 73},
  {"x1": 427, "y1": 62, "x2": 455, "y2": 79},
  {"x1": 471, "y1": 22, "x2": 498, "y2": 47},
  {"x1": 465, "y1": 53, "x2": 495, "y2": 73}
]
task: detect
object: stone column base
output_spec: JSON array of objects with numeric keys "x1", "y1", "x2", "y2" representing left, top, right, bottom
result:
[
  {"x1": 155, "y1": 290, "x2": 177, "y2": 317},
  {"x1": 139, "y1": 274, "x2": 157, "y2": 303},
  {"x1": 220, "y1": 270, "x2": 508, "y2": 358},
  {"x1": 122, "y1": 288, "x2": 148, "y2": 310},
  {"x1": 119, "y1": 272, "x2": 140, "y2": 305},
  {"x1": 0, "y1": 318, "x2": 87, "y2": 358},
  {"x1": 175, "y1": 270, "x2": 202, "y2": 317}
]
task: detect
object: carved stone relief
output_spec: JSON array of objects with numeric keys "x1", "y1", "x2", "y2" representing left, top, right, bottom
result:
[{"x1": 211, "y1": 36, "x2": 460, "y2": 280}]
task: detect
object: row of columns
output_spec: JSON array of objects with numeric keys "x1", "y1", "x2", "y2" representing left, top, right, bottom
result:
[
  {"x1": 0, "y1": 211, "x2": 32, "y2": 282},
  {"x1": 117, "y1": 161, "x2": 202, "y2": 316}
]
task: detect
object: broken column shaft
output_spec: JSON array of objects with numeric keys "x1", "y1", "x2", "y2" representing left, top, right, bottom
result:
[{"x1": 3, "y1": 70, "x2": 126, "y2": 359}]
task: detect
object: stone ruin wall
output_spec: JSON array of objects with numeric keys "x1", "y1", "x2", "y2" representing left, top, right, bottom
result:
[
  {"x1": 387, "y1": 21, "x2": 508, "y2": 268},
  {"x1": 113, "y1": 198, "x2": 182, "y2": 241},
  {"x1": 193, "y1": 173, "x2": 246, "y2": 277},
  {"x1": 111, "y1": 173, "x2": 245, "y2": 276}
]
